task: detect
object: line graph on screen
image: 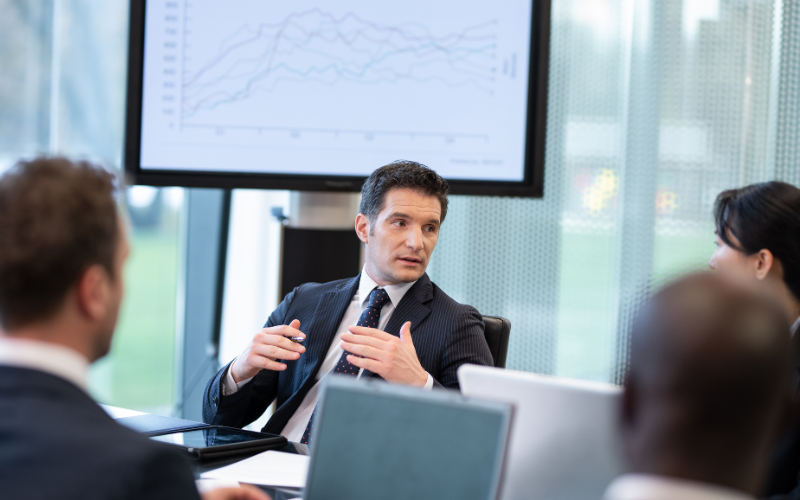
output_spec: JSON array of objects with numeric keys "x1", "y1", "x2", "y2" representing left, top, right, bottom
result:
[
  {"x1": 181, "y1": 8, "x2": 498, "y2": 122},
  {"x1": 138, "y1": 0, "x2": 536, "y2": 184}
]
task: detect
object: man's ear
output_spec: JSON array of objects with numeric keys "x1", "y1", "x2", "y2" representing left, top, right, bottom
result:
[
  {"x1": 76, "y1": 265, "x2": 110, "y2": 321},
  {"x1": 355, "y1": 213, "x2": 370, "y2": 244},
  {"x1": 754, "y1": 249, "x2": 775, "y2": 281}
]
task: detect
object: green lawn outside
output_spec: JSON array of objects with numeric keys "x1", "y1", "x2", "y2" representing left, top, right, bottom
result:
[
  {"x1": 555, "y1": 227, "x2": 716, "y2": 382},
  {"x1": 89, "y1": 228, "x2": 180, "y2": 414},
  {"x1": 556, "y1": 232, "x2": 616, "y2": 382}
]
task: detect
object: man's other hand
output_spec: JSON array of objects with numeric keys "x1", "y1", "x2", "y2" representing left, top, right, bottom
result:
[
  {"x1": 201, "y1": 485, "x2": 271, "y2": 500},
  {"x1": 340, "y1": 321, "x2": 428, "y2": 387},
  {"x1": 230, "y1": 320, "x2": 306, "y2": 383}
]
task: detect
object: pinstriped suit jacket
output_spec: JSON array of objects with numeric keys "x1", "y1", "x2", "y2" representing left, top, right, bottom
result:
[{"x1": 201, "y1": 273, "x2": 493, "y2": 435}]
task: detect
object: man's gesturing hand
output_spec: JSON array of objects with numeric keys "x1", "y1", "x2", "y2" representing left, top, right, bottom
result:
[
  {"x1": 230, "y1": 319, "x2": 306, "y2": 383},
  {"x1": 340, "y1": 321, "x2": 428, "y2": 387}
]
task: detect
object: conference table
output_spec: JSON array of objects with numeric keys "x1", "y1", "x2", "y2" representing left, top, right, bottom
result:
[{"x1": 102, "y1": 405, "x2": 306, "y2": 500}]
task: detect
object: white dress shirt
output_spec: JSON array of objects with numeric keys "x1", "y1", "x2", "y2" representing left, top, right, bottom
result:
[
  {"x1": 223, "y1": 267, "x2": 434, "y2": 443},
  {"x1": 0, "y1": 335, "x2": 89, "y2": 392},
  {"x1": 791, "y1": 316, "x2": 800, "y2": 337},
  {"x1": 604, "y1": 474, "x2": 754, "y2": 500}
]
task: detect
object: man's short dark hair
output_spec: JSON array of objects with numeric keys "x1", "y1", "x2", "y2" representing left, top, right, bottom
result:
[
  {"x1": 0, "y1": 157, "x2": 119, "y2": 330},
  {"x1": 359, "y1": 160, "x2": 450, "y2": 224}
]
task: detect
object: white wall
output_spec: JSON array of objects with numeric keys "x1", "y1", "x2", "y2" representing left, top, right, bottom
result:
[{"x1": 218, "y1": 189, "x2": 290, "y2": 366}]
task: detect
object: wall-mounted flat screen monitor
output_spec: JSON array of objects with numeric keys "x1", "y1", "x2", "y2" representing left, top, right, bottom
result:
[{"x1": 125, "y1": 0, "x2": 551, "y2": 196}]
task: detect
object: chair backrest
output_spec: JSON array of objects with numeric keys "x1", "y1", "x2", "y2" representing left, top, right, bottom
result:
[{"x1": 481, "y1": 316, "x2": 511, "y2": 368}]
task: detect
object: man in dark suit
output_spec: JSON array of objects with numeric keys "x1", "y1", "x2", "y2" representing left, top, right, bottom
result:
[
  {"x1": 0, "y1": 157, "x2": 267, "y2": 500},
  {"x1": 203, "y1": 161, "x2": 493, "y2": 444}
]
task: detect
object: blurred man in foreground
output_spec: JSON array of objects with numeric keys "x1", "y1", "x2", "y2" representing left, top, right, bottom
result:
[
  {"x1": 0, "y1": 157, "x2": 268, "y2": 500},
  {"x1": 605, "y1": 273, "x2": 793, "y2": 500}
]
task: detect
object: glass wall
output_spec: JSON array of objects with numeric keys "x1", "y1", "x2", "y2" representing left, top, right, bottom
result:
[
  {"x1": 0, "y1": 0, "x2": 183, "y2": 413},
  {"x1": 4, "y1": 0, "x2": 799, "y2": 407},
  {"x1": 92, "y1": 187, "x2": 183, "y2": 414},
  {"x1": 427, "y1": 0, "x2": 795, "y2": 384}
]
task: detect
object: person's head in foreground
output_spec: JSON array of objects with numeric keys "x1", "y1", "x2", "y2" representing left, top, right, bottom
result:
[
  {"x1": 709, "y1": 181, "x2": 800, "y2": 329},
  {"x1": 607, "y1": 273, "x2": 792, "y2": 500},
  {"x1": 0, "y1": 157, "x2": 267, "y2": 500},
  {"x1": 356, "y1": 160, "x2": 449, "y2": 286},
  {"x1": 0, "y1": 157, "x2": 126, "y2": 360}
]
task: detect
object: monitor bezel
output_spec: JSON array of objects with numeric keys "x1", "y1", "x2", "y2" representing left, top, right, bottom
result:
[{"x1": 124, "y1": 0, "x2": 551, "y2": 197}]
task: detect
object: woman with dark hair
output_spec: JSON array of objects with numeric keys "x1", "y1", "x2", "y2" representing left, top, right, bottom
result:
[
  {"x1": 710, "y1": 181, "x2": 800, "y2": 332},
  {"x1": 709, "y1": 180, "x2": 800, "y2": 499}
]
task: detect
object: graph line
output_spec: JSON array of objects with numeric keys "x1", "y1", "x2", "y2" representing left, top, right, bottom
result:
[{"x1": 182, "y1": 9, "x2": 497, "y2": 119}]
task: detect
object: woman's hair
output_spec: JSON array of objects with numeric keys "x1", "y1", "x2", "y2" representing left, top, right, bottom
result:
[{"x1": 714, "y1": 181, "x2": 800, "y2": 301}]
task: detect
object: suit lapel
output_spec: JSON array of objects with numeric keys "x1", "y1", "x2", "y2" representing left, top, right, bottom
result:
[
  {"x1": 362, "y1": 274, "x2": 434, "y2": 379},
  {"x1": 266, "y1": 276, "x2": 360, "y2": 434},
  {"x1": 300, "y1": 275, "x2": 360, "y2": 382}
]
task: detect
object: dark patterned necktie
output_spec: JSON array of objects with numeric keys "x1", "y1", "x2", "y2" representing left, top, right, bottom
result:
[{"x1": 300, "y1": 287, "x2": 391, "y2": 445}]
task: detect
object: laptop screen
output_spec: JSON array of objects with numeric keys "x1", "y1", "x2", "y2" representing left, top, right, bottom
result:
[{"x1": 304, "y1": 376, "x2": 512, "y2": 500}]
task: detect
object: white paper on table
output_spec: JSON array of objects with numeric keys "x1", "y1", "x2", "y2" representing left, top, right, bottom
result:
[
  {"x1": 195, "y1": 478, "x2": 241, "y2": 493},
  {"x1": 201, "y1": 450, "x2": 310, "y2": 488},
  {"x1": 100, "y1": 404, "x2": 145, "y2": 419}
]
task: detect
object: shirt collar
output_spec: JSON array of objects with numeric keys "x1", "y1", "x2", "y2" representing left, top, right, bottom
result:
[
  {"x1": 0, "y1": 335, "x2": 89, "y2": 392},
  {"x1": 604, "y1": 474, "x2": 754, "y2": 500},
  {"x1": 792, "y1": 317, "x2": 800, "y2": 337},
  {"x1": 358, "y1": 266, "x2": 417, "y2": 308}
]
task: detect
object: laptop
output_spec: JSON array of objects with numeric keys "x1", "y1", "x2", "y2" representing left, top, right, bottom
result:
[
  {"x1": 303, "y1": 375, "x2": 513, "y2": 500},
  {"x1": 458, "y1": 364, "x2": 625, "y2": 500}
]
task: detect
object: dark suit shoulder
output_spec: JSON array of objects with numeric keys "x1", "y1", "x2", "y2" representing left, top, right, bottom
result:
[
  {"x1": 0, "y1": 367, "x2": 199, "y2": 500},
  {"x1": 428, "y1": 280, "x2": 479, "y2": 313},
  {"x1": 423, "y1": 279, "x2": 493, "y2": 386},
  {"x1": 291, "y1": 276, "x2": 358, "y2": 299},
  {"x1": 427, "y1": 280, "x2": 486, "y2": 332},
  {"x1": 275, "y1": 276, "x2": 358, "y2": 318}
]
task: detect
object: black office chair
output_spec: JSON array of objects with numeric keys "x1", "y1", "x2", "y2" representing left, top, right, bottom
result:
[{"x1": 481, "y1": 315, "x2": 511, "y2": 368}]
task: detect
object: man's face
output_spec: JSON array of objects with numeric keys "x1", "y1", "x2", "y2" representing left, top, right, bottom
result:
[
  {"x1": 91, "y1": 218, "x2": 129, "y2": 361},
  {"x1": 357, "y1": 188, "x2": 442, "y2": 286}
]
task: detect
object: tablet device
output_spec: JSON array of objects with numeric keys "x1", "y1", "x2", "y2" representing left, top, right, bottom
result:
[
  {"x1": 304, "y1": 376, "x2": 513, "y2": 500},
  {"x1": 151, "y1": 425, "x2": 288, "y2": 460}
]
